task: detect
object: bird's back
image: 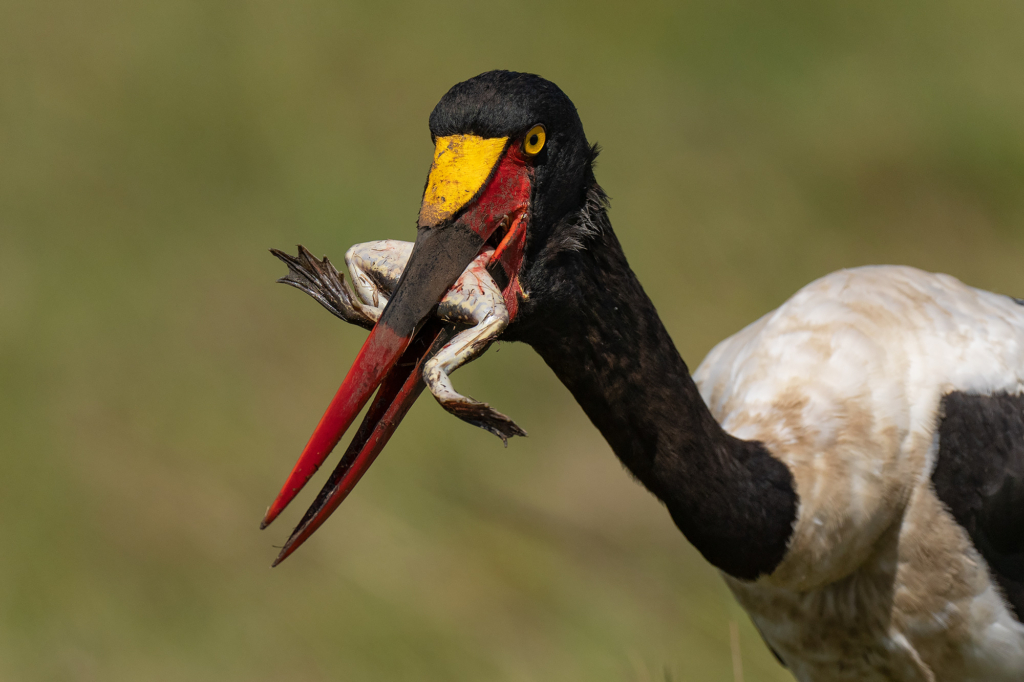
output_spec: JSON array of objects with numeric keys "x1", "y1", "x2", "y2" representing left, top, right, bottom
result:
[{"x1": 694, "y1": 265, "x2": 1024, "y2": 681}]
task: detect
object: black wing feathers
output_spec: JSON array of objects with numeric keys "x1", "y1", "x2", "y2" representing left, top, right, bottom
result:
[{"x1": 932, "y1": 391, "x2": 1024, "y2": 622}]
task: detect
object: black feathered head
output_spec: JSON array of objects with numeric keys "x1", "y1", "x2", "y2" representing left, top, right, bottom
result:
[{"x1": 427, "y1": 70, "x2": 596, "y2": 243}]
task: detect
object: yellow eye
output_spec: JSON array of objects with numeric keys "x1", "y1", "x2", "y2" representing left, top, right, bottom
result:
[{"x1": 523, "y1": 125, "x2": 546, "y2": 156}]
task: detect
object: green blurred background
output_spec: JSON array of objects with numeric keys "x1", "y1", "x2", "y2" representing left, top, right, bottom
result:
[{"x1": 2, "y1": 1, "x2": 1023, "y2": 680}]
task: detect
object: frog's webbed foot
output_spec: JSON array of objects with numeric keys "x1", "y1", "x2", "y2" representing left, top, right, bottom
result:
[
  {"x1": 424, "y1": 250, "x2": 527, "y2": 444},
  {"x1": 270, "y1": 245, "x2": 376, "y2": 330}
]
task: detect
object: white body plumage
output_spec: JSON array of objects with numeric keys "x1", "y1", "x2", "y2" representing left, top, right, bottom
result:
[{"x1": 694, "y1": 265, "x2": 1024, "y2": 682}]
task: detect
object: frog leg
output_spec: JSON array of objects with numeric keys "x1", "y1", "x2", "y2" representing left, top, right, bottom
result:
[
  {"x1": 426, "y1": 249, "x2": 527, "y2": 444},
  {"x1": 343, "y1": 239, "x2": 414, "y2": 323}
]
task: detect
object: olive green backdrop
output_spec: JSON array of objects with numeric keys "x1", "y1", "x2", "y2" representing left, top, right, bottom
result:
[{"x1": 2, "y1": 1, "x2": 1023, "y2": 680}]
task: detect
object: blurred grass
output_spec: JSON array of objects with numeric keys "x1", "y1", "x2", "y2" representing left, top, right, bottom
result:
[{"x1": 2, "y1": 0, "x2": 1023, "y2": 680}]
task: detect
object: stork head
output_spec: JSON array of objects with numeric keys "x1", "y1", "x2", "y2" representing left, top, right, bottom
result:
[
  {"x1": 426, "y1": 71, "x2": 594, "y2": 236},
  {"x1": 413, "y1": 71, "x2": 596, "y2": 319},
  {"x1": 263, "y1": 72, "x2": 597, "y2": 562}
]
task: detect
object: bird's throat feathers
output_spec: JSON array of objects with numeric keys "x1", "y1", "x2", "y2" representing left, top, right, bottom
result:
[{"x1": 507, "y1": 191, "x2": 798, "y2": 580}]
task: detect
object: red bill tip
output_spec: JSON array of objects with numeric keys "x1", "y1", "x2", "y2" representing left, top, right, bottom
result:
[
  {"x1": 261, "y1": 322, "x2": 410, "y2": 528},
  {"x1": 271, "y1": 323, "x2": 449, "y2": 566}
]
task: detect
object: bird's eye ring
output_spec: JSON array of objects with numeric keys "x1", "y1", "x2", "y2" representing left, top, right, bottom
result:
[{"x1": 523, "y1": 125, "x2": 546, "y2": 156}]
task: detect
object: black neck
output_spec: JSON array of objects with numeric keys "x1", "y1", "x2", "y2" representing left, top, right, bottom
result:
[{"x1": 508, "y1": 190, "x2": 796, "y2": 580}]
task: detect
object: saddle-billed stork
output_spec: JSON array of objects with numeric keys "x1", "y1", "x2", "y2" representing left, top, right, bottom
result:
[{"x1": 263, "y1": 71, "x2": 1024, "y2": 681}]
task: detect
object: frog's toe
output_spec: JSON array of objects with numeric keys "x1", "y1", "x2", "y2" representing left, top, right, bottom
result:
[{"x1": 437, "y1": 396, "x2": 527, "y2": 445}]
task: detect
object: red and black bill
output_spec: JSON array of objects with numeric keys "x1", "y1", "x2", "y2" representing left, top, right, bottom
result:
[{"x1": 263, "y1": 132, "x2": 535, "y2": 564}]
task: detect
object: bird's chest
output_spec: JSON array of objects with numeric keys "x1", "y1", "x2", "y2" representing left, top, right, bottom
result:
[
  {"x1": 724, "y1": 522, "x2": 934, "y2": 682},
  {"x1": 726, "y1": 574, "x2": 931, "y2": 681},
  {"x1": 722, "y1": 487, "x2": 1024, "y2": 682}
]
